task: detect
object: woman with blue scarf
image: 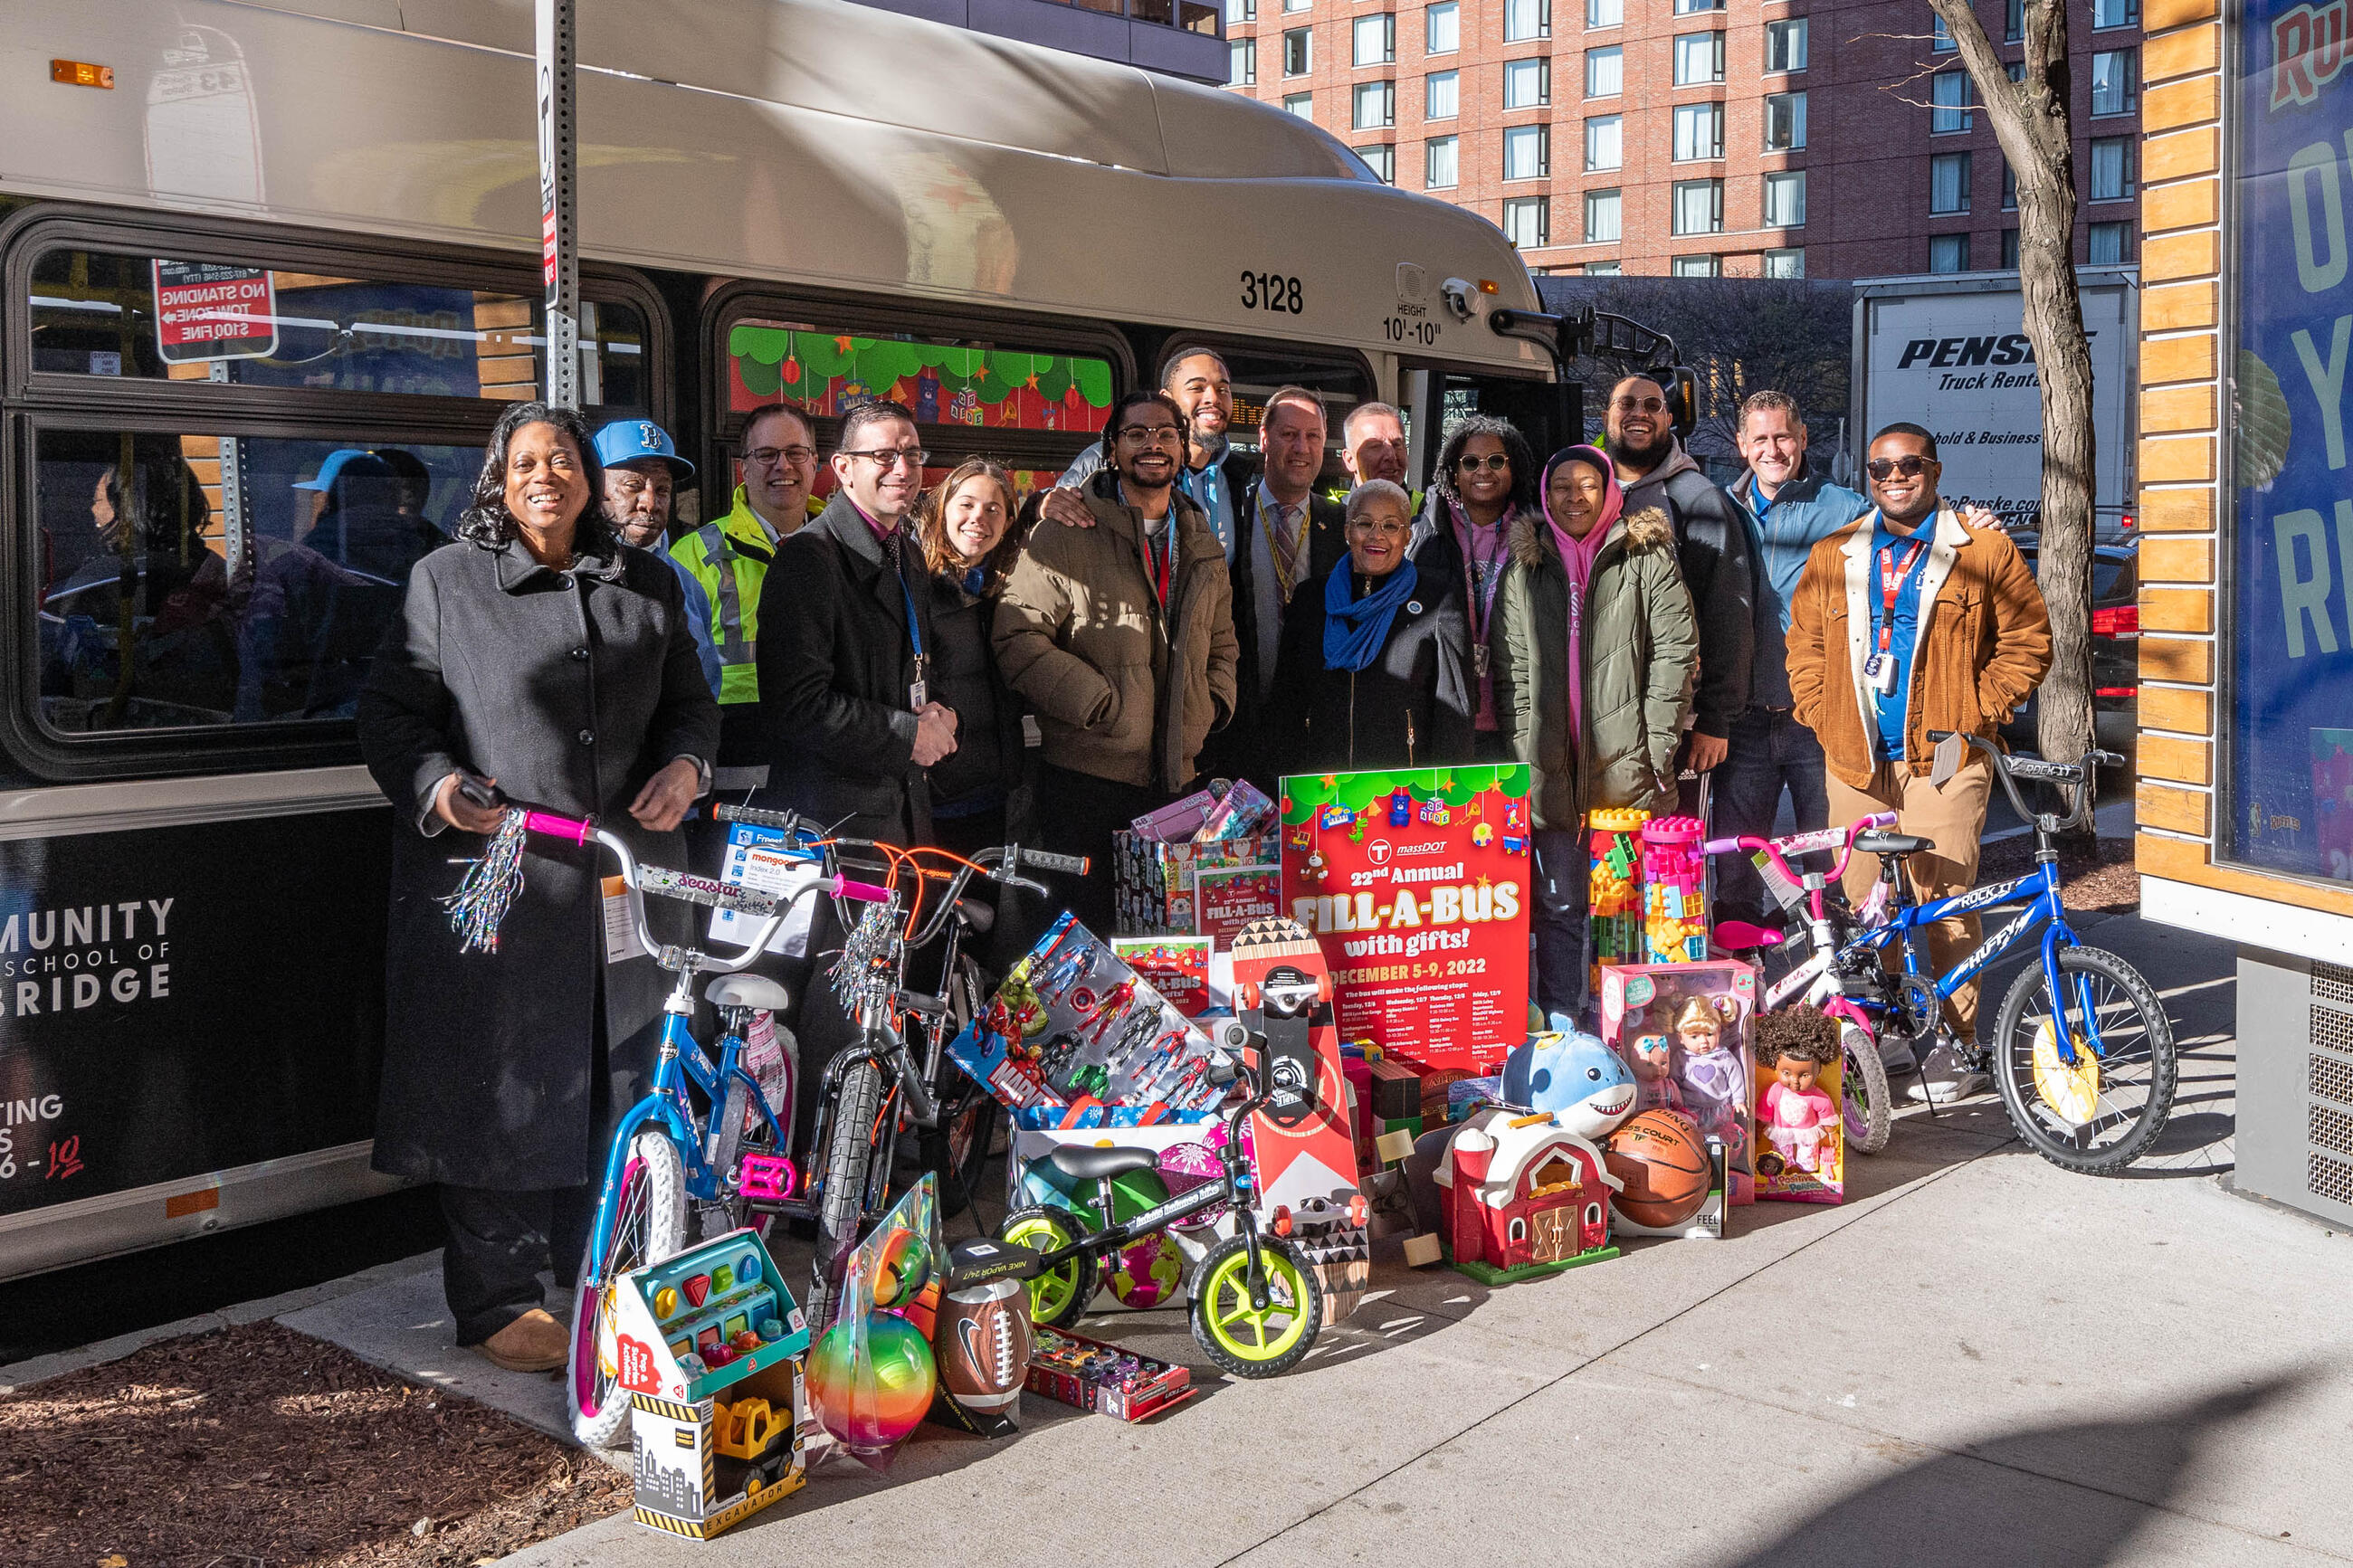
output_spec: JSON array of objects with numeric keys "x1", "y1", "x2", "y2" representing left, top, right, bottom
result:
[{"x1": 1267, "y1": 480, "x2": 1475, "y2": 775}]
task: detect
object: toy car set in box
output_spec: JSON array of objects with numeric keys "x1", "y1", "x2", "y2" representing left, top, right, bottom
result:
[{"x1": 1025, "y1": 1325, "x2": 1196, "y2": 1422}]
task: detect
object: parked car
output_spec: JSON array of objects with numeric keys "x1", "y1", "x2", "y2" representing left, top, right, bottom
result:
[{"x1": 1999, "y1": 532, "x2": 2138, "y2": 750}]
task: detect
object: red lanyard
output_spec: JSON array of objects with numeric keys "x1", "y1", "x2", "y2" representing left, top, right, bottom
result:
[
  {"x1": 1875, "y1": 537, "x2": 1928, "y2": 655},
  {"x1": 1148, "y1": 527, "x2": 1173, "y2": 607}
]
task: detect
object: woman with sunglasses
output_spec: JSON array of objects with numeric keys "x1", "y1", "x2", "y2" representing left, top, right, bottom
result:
[
  {"x1": 1265, "y1": 480, "x2": 1474, "y2": 776},
  {"x1": 1422, "y1": 415, "x2": 1539, "y2": 762}
]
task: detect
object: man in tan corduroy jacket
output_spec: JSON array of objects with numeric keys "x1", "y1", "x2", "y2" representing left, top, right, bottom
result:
[{"x1": 1786, "y1": 423, "x2": 2052, "y2": 1099}]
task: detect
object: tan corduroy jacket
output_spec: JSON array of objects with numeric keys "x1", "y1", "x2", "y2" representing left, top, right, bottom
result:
[{"x1": 1786, "y1": 505, "x2": 2053, "y2": 788}]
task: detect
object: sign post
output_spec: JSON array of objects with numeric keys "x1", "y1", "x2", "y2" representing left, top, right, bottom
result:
[{"x1": 536, "y1": 0, "x2": 579, "y2": 410}]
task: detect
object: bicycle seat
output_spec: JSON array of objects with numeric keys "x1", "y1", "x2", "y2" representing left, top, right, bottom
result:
[
  {"x1": 1048, "y1": 1145, "x2": 1159, "y2": 1182},
  {"x1": 705, "y1": 974, "x2": 792, "y2": 1012},
  {"x1": 1853, "y1": 830, "x2": 1935, "y2": 857}
]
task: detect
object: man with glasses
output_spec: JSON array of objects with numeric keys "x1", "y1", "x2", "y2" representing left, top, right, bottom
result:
[
  {"x1": 1786, "y1": 423, "x2": 2051, "y2": 1102},
  {"x1": 996, "y1": 389, "x2": 1238, "y2": 934},
  {"x1": 671, "y1": 402, "x2": 818, "y2": 789},
  {"x1": 1606, "y1": 375, "x2": 1757, "y2": 794},
  {"x1": 1048, "y1": 348, "x2": 1247, "y2": 561},
  {"x1": 758, "y1": 400, "x2": 956, "y2": 844}
]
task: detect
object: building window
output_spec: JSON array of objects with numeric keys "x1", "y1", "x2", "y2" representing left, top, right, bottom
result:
[
  {"x1": 1357, "y1": 143, "x2": 1396, "y2": 182},
  {"x1": 1230, "y1": 37, "x2": 1256, "y2": 82},
  {"x1": 1586, "y1": 45, "x2": 1623, "y2": 96},
  {"x1": 1764, "y1": 17, "x2": 1808, "y2": 72},
  {"x1": 1587, "y1": 0, "x2": 1622, "y2": 25},
  {"x1": 1283, "y1": 0, "x2": 1309, "y2": 12},
  {"x1": 2091, "y1": 50, "x2": 2139, "y2": 116},
  {"x1": 1353, "y1": 79, "x2": 1396, "y2": 128},
  {"x1": 1764, "y1": 90, "x2": 1807, "y2": 150},
  {"x1": 1929, "y1": 233, "x2": 1971, "y2": 272},
  {"x1": 2005, "y1": 0, "x2": 2024, "y2": 39},
  {"x1": 2001, "y1": 227, "x2": 2020, "y2": 268},
  {"x1": 1765, "y1": 246, "x2": 1805, "y2": 278},
  {"x1": 1932, "y1": 13, "x2": 1956, "y2": 50},
  {"x1": 1672, "y1": 254, "x2": 1721, "y2": 277},
  {"x1": 1672, "y1": 177, "x2": 1724, "y2": 234},
  {"x1": 1425, "y1": 134, "x2": 1460, "y2": 186},
  {"x1": 1504, "y1": 0, "x2": 1550, "y2": 42},
  {"x1": 1503, "y1": 124, "x2": 1550, "y2": 178},
  {"x1": 1226, "y1": 0, "x2": 1255, "y2": 22},
  {"x1": 2089, "y1": 136, "x2": 2136, "y2": 202},
  {"x1": 1354, "y1": 14, "x2": 1396, "y2": 64},
  {"x1": 1284, "y1": 91, "x2": 1313, "y2": 117},
  {"x1": 1674, "y1": 0, "x2": 1723, "y2": 12},
  {"x1": 1586, "y1": 186, "x2": 1622, "y2": 242},
  {"x1": 2008, "y1": 59, "x2": 2027, "y2": 81},
  {"x1": 1503, "y1": 195, "x2": 1551, "y2": 247},
  {"x1": 1764, "y1": 169, "x2": 1807, "y2": 226},
  {"x1": 1585, "y1": 114, "x2": 1623, "y2": 171},
  {"x1": 1672, "y1": 102, "x2": 1724, "y2": 161},
  {"x1": 1930, "y1": 151, "x2": 1973, "y2": 213},
  {"x1": 1426, "y1": 0, "x2": 1460, "y2": 52},
  {"x1": 2002, "y1": 160, "x2": 2017, "y2": 208},
  {"x1": 1504, "y1": 56, "x2": 1551, "y2": 108},
  {"x1": 1283, "y1": 26, "x2": 1311, "y2": 74},
  {"x1": 2093, "y1": 0, "x2": 2138, "y2": 27},
  {"x1": 2089, "y1": 220, "x2": 2132, "y2": 263},
  {"x1": 1673, "y1": 31, "x2": 1726, "y2": 85},
  {"x1": 1931, "y1": 71, "x2": 1974, "y2": 133},
  {"x1": 1586, "y1": 260, "x2": 1623, "y2": 274},
  {"x1": 1426, "y1": 69, "x2": 1459, "y2": 118}
]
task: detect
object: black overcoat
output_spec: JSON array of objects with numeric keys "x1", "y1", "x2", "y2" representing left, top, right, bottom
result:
[
  {"x1": 1264, "y1": 563, "x2": 1478, "y2": 778},
  {"x1": 357, "y1": 533, "x2": 719, "y2": 1190}
]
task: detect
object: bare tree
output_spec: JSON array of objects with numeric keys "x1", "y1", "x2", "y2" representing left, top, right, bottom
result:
[{"x1": 1926, "y1": 0, "x2": 2098, "y2": 787}]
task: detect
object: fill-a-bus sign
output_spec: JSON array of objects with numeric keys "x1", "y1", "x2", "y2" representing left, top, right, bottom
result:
[
  {"x1": 150, "y1": 260, "x2": 277, "y2": 363},
  {"x1": 1278, "y1": 766, "x2": 1531, "y2": 1070}
]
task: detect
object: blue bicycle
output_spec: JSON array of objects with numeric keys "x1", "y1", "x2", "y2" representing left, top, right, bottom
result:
[{"x1": 1830, "y1": 733, "x2": 2177, "y2": 1174}]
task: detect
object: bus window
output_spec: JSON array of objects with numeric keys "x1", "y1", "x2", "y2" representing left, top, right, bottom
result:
[
  {"x1": 31, "y1": 428, "x2": 479, "y2": 735},
  {"x1": 26, "y1": 248, "x2": 650, "y2": 411}
]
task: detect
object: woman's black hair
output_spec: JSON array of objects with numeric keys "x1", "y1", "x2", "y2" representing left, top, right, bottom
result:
[
  {"x1": 102, "y1": 435, "x2": 213, "y2": 561},
  {"x1": 1429, "y1": 413, "x2": 1540, "y2": 517},
  {"x1": 456, "y1": 401, "x2": 617, "y2": 556}
]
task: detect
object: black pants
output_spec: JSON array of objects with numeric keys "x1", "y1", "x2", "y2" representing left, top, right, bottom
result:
[
  {"x1": 442, "y1": 1183, "x2": 595, "y2": 1345},
  {"x1": 1035, "y1": 763, "x2": 1174, "y2": 937}
]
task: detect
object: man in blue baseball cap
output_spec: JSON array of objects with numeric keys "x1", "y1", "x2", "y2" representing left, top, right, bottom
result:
[{"x1": 593, "y1": 417, "x2": 695, "y2": 550}]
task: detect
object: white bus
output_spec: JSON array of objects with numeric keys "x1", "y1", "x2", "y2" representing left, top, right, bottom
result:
[{"x1": 0, "y1": 0, "x2": 1575, "y2": 1278}]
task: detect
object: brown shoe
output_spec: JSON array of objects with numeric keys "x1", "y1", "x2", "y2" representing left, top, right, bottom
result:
[{"x1": 477, "y1": 1307, "x2": 569, "y2": 1373}]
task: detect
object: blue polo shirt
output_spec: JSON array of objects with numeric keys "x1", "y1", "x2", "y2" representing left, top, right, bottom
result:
[{"x1": 1867, "y1": 516, "x2": 1934, "y2": 762}]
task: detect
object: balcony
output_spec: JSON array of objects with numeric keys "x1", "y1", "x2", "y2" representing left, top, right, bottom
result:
[{"x1": 850, "y1": 0, "x2": 1228, "y2": 83}]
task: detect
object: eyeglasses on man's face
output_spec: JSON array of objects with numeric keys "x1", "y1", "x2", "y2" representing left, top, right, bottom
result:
[
  {"x1": 1117, "y1": 423, "x2": 1185, "y2": 446},
  {"x1": 1866, "y1": 455, "x2": 1934, "y2": 481},
  {"x1": 841, "y1": 446, "x2": 929, "y2": 470},
  {"x1": 1611, "y1": 396, "x2": 1667, "y2": 415},
  {"x1": 742, "y1": 445, "x2": 817, "y2": 470},
  {"x1": 1456, "y1": 452, "x2": 1511, "y2": 473}
]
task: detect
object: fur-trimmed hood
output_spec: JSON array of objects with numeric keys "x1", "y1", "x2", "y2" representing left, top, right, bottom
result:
[{"x1": 1506, "y1": 505, "x2": 1674, "y2": 567}]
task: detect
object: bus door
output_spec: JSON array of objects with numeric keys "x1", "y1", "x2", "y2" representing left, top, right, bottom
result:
[{"x1": 1404, "y1": 365, "x2": 1579, "y2": 494}]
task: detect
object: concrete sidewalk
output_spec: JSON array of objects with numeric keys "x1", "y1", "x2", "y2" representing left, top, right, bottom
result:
[{"x1": 117, "y1": 908, "x2": 2353, "y2": 1565}]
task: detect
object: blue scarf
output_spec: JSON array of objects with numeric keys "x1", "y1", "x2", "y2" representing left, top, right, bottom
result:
[{"x1": 1323, "y1": 561, "x2": 1419, "y2": 672}]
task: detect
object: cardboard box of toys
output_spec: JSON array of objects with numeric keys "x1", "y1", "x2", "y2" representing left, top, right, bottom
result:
[
  {"x1": 1597, "y1": 960, "x2": 1759, "y2": 1205},
  {"x1": 1027, "y1": 1325, "x2": 1196, "y2": 1421},
  {"x1": 1750, "y1": 1003, "x2": 1846, "y2": 1202},
  {"x1": 1113, "y1": 779, "x2": 1281, "y2": 936}
]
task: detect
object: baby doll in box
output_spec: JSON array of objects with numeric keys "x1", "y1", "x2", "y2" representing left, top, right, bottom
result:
[{"x1": 1752, "y1": 1003, "x2": 1845, "y2": 1203}]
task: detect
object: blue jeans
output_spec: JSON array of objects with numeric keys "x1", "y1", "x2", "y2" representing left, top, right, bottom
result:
[
  {"x1": 1711, "y1": 708, "x2": 1831, "y2": 924},
  {"x1": 1530, "y1": 828, "x2": 1591, "y2": 1023}
]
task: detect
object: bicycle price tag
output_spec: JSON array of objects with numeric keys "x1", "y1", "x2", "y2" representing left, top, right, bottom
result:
[
  {"x1": 710, "y1": 822, "x2": 823, "y2": 956},
  {"x1": 602, "y1": 875, "x2": 647, "y2": 964}
]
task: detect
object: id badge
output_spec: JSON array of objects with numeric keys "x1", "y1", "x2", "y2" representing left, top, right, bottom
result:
[
  {"x1": 909, "y1": 654, "x2": 929, "y2": 711},
  {"x1": 1865, "y1": 651, "x2": 1898, "y2": 696},
  {"x1": 1473, "y1": 643, "x2": 1491, "y2": 680}
]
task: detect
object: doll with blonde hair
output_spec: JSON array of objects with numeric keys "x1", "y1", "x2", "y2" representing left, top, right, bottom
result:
[{"x1": 1672, "y1": 993, "x2": 1748, "y2": 1169}]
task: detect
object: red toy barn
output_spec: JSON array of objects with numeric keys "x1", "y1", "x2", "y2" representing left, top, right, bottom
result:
[{"x1": 1434, "y1": 1110, "x2": 1622, "y2": 1284}]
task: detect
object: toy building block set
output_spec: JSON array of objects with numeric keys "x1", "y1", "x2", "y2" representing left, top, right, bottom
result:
[
  {"x1": 1113, "y1": 777, "x2": 1281, "y2": 936},
  {"x1": 1598, "y1": 961, "x2": 1759, "y2": 1205}
]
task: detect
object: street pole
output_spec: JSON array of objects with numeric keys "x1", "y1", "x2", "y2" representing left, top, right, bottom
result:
[{"x1": 536, "y1": 0, "x2": 579, "y2": 410}]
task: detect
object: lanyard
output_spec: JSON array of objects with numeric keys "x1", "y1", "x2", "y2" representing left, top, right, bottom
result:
[
  {"x1": 1120, "y1": 482, "x2": 1177, "y2": 607},
  {"x1": 891, "y1": 541, "x2": 929, "y2": 708},
  {"x1": 1874, "y1": 532, "x2": 1928, "y2": 656},
  {"x1": 1449, "y1": 499, "x2": 1508, "y2": 643}
]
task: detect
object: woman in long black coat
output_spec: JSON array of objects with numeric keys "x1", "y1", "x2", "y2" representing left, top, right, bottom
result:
[
  {"x1": 357, "y1": 401, "x2": 718, "y2": 1371},
  {"x1": 1266, "y1": 480, "x2": 1477, "y2": 776}
]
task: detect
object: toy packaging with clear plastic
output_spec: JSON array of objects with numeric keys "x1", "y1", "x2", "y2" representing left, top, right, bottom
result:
[{"x1": 1597, "y1": 960, "x2": 1759, "y2": 1204}]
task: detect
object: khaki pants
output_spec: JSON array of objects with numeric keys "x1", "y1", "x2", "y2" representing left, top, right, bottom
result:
[{"x1": 1827, "y1": 760, "x2": 1995, "y2": 1044}]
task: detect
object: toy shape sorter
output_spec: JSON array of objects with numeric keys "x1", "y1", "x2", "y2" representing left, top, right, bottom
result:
[
  {"x1": 1598, "y1": 960, "x2": 1759, "y2": 1204},
  {"x1": 614, "y1": 1228, "x2": 813, "y2": 1541},
  {"x1": 1750, "y1": 1003, "x2": 1846, "y2": 1203},
  {"x1": 1433, "y1": 1107, "x2": 1623, "y2": 1283}
]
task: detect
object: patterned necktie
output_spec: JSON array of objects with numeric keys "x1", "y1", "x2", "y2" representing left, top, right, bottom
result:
[{"x1": 1270, "y1": 499, "x2": 1305, "y2": 601}]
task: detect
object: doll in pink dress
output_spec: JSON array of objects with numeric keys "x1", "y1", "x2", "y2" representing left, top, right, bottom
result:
[{"x1": 1758, "y1": 1034, "x2": 1842, "y2": 1174}]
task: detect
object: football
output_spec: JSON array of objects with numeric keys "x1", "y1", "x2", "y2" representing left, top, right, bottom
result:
[{"x1": 936, "y1": 1275, "x2": 1030, "y2": 1412}]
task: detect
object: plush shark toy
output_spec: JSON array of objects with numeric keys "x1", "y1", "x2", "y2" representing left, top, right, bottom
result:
[{"x1": 1500, "y1": 1022, "x2": 1639, "y2": 1141}]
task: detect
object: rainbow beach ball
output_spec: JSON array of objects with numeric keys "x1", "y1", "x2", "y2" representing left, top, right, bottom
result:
[{"x1": 807, "y1": 1312, "x2": 937, "y2": 1455}]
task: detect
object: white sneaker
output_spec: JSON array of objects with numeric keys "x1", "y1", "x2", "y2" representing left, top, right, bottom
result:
[
  {"x1": 1877, "y1": 1033, "x2": 1918, "y2": 1075},
  {"x1": 1905, "y1": 1042, "x2": 1989, "y2": 1103}
]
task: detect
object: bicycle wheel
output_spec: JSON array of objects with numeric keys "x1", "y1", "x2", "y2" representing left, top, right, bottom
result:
[
  {"x1": 920, "y1": 1069, "x2": 999, "y2": 1221},
  {"x1": 812, "y1": 1057, "x2": 884, "y2": 1328},
  {"x1": 1189, "y1": 1233, "x2": 1321, "y2": 1380},
  {"x1": 1838, "y1": 1017, "x2": 1893, "y2": 1155},
  {"x1": 567, "y1": 1129, "x2": 687, "y2": 1449},
  {"x1": 997, "y1": 1203, "x2": 1094, "y2": 1327},
  {"x1": 1992, "y1": 945, "x2": 2177, "y2": 1174}
]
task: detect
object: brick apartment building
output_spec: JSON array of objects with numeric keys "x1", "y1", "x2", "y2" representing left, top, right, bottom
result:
[{"x1": 1220, "y1": 0, "x2": 2145, "y2": 277}]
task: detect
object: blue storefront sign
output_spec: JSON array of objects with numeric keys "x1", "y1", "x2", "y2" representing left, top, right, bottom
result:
[{"x1": 2233, "y1": 0, "x2": 2353, "y2": 881}]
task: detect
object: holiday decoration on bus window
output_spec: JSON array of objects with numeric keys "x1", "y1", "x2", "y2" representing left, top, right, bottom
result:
[{"x1": 727, "y1": 319, "x2": 1115, "y2": 433}]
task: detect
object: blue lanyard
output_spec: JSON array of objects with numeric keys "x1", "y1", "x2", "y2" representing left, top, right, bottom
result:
[{"x1": 895, "y1": 560, "x2": 923, "y2": 660}]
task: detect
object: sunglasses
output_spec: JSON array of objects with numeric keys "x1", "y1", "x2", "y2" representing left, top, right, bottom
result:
[
  {"x1": 1866, "y1": 455, "x2": 1935, "y2": 480},
  {"x1": 1455, "y1": 452, "x2": 1511, "y2": 473}
]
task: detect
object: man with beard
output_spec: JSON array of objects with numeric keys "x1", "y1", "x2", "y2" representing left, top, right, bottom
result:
[
  {"x1": 1048, "y1": 348, "x2": 1244, "y2": 561},
  {"x1": 1606, "y1": 375, "x2": 1757, "y2": 791}
]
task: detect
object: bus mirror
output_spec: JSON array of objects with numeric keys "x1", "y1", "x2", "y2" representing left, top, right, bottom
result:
[{"x1": 1666, "y1": 366, "x2": 1700, "y2": 440}]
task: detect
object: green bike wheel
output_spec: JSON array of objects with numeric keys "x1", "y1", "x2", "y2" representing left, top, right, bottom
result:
[
  {"x1": 998, "y1": 1204, "x2": 1094, "y2": 1328},
  {"x1": 1189, "y1": 1233, "x2": 1321, "y2": 1379}
]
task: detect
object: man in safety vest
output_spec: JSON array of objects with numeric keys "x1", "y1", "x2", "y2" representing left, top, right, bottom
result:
[{"x1": 669, "y1": 400, "x2": 818, "y2": 791}]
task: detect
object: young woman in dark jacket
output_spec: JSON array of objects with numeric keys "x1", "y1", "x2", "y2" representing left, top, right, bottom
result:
[{"x1": 1268, "y1": 480, "x2": 1476, "y2": 776}]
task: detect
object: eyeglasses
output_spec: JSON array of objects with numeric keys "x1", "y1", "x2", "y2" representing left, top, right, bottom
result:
[
  {"x1": 1610, "y1": 396, "x2": 1667, "y2": 415},
  {"x1": 1347, "y1": 518, "x2": 1412, "y2": 538},
  {"x1": 840, "y1": 446, "x2": 929, "y2": 469},
  {"x1": 1455, "y1": 452, "x2": 1511, "y2": 473},
  {"x1": 1866, "y1": 455, "x2": 1934, "y2": 480},
  {"x1": 1117, "y1": 424, "x2": 1186, "y2": 446},
  {"x1": 743, "y1": 445, "x2": 816, "y2": 470}
]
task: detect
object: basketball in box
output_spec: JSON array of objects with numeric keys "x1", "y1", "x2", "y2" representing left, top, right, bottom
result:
[{"x1": 1598, "y1": 960, "x2": 1758, "y2": 1205}]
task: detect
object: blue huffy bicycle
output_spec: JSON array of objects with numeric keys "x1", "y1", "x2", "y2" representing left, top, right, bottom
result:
[{"x1": 1830, "y1": 733, "x2": 2177, "y2": 1174}]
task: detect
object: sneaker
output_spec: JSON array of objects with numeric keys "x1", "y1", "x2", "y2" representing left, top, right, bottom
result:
[
  {"x1": 476, "y1": 1307, "x2": 569, "y2": 1373},
  {"x1": 1905, "y1": 1042, "x2": 1989, "y2": 1103},
  {"x1": 1877, "y1": 1033, "x2": 1919, "y2": 1075}
]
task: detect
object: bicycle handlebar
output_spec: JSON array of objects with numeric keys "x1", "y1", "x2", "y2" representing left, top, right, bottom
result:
[
  {"x1": 1925, "y1": 731, "x2": 2117, "y2": 832},
  {"x1": 1701, "y1": 811, "x2": 1898, "y2": 887}
]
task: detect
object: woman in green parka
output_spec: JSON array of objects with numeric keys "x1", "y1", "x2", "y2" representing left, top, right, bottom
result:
[{"x1": 1492, "y1": 443, "x2": 1699, "y2": 1016}]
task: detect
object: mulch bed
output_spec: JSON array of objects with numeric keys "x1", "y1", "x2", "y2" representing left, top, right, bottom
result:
[
  {"x1": 0, "y1": 1320, "x2": 627, "y2": 1568},
  {"x1": 1975, "y1": 833, "x2": 2140, "y2": 913}
]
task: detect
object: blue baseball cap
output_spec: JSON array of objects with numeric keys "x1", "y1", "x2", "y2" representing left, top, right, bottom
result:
[
  {"x1": 594, "y1": 419, "x2": 696, "y2": 482},
  {"x1": 293, "y1": 449, "x2": 396, "y2": 491}
]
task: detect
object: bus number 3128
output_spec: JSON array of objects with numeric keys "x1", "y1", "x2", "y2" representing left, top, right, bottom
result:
[
  {"x1": 1241, "y1": 271, "x2": 1303, "y2": 313},
  {"x1": 1385, "y1": 316, "x2": 1440, "y2": 347}
]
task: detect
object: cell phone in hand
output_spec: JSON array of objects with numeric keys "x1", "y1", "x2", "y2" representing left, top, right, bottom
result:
[{"x1": 455, "y1": 773, "x2": 505, "y2": 811}]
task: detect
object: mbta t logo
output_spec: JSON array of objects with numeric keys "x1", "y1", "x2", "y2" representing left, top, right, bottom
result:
[{"x1": 1367, "y1": 840, "x2": 1394, "y2": 867}]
